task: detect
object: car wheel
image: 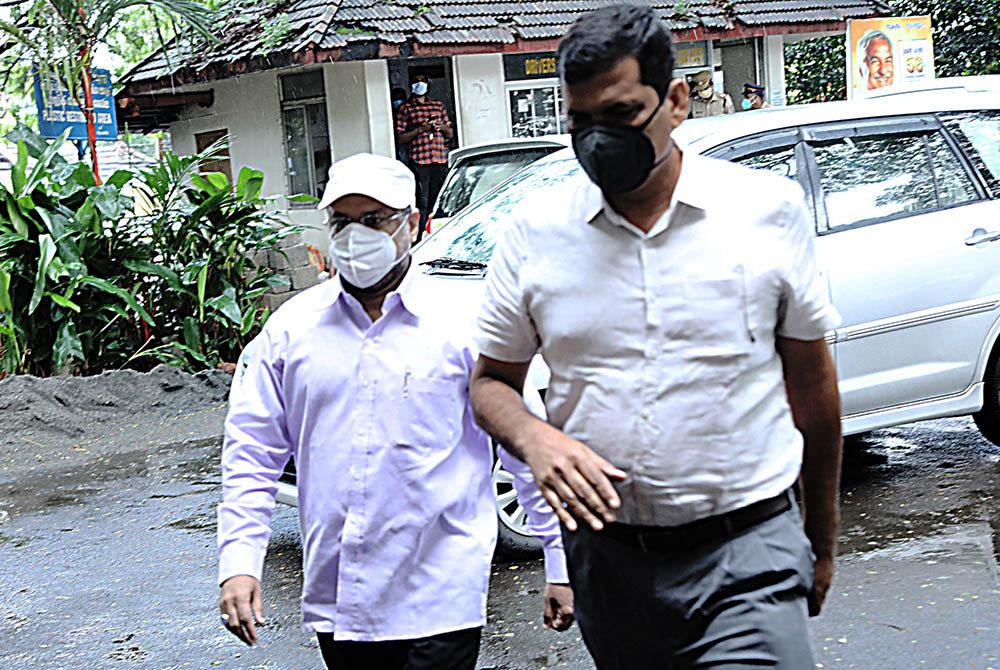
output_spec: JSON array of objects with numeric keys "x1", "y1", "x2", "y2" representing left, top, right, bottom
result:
[
  {"x1": 973, "y1": 352, "x2": 1000, "y2": 446},
  {"x1": 492, "y1": 459, "x2": 542, "y2": 558}
]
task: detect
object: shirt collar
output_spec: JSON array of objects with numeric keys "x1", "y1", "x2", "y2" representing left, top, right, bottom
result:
[
  {"x1": 330, "y1": 258, "x2": 426, "y2": 318},
  {"x1": 582, "y1": 147, "x2": 714, "y2": 227}
]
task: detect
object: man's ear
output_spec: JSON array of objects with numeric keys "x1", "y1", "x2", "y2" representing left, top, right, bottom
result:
[
  {"x1": 409, "y1": 209, "x2": 421, "y2": 242},
  {"x1": 665, "y1": 78, "x2": 689, "y2": 129}
]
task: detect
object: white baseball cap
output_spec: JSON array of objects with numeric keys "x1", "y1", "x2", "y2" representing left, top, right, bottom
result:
[{"x1": 317, "y1": 153, "x2": 417, "y2": 211}]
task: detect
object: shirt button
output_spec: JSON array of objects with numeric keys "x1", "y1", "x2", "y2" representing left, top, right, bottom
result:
[
  {"x1": 351, "y1": 468, "x2": 360, "y2": 481},
  {"x1": 642, "y1": 408, "x2": 651, "y2": 420}
]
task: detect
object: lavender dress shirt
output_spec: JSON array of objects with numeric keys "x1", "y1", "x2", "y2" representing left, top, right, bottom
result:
[{"x1": 218, "y1": 268, "x2": 564, "y2": 641}]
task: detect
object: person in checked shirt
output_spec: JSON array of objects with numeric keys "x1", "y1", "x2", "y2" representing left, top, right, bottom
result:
[
  {"x1": 395, "y1": 73, "x2": 453, "y2": 241},
  {"x1": 216, "y1": 153, "x2": 572, "y2": 670}
]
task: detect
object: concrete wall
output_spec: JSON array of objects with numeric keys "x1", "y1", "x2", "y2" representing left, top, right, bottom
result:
[
  {"x1": 762, "y1": 35, "x2": 788, "y2": 107},
  {"x1": 453, "y1": 54, "x2": 507, "y2": 147},
  {"x1": 170, "y1": 71, "x2": 286, "y2": 198}
]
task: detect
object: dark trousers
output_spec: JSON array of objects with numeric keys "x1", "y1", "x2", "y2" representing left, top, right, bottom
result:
[
  {"x1": 317, "y1": 627, "x2": 481, "y2": 670},
  {"x1": 562, "y1": 505, "x2": 816, "y2": 669},
  {"x1": 412, "y1": 161, "x2": 448, "y2": 242}
]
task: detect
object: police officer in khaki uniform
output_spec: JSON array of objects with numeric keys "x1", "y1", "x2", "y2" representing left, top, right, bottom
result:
[
  {"x1": 742, "y1": 82, "x2": 772, "y2": 111},
  {"x1": 688, "y1": 70, "x2": 734, "y2": 118}
]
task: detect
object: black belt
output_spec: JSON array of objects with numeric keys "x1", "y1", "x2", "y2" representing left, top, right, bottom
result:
[{"x1": 600, "y1": 490, "x2": 792, "y2": 553}]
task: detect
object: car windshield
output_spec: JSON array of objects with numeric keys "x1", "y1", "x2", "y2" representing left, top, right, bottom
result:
[
  {"x1": 435, "y1": 148, "x2": 557, "y2": 218},
  {"x1": 419, "y1": 153, "x2": 581, "y2": 265}
]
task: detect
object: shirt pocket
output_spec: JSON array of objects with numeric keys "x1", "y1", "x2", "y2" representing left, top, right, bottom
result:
[
  {"x1": 389, "y1": 373, "x2": 464, "y2": 472},
  {"x1": 663, "y1": 274, "x2": 754, "y2": 361}
]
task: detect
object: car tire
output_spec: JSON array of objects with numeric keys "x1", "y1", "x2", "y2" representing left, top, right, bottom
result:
[
  {"x1": 491, "y1": 459, "x2": 543, "y2": 558},
  {"x1": 973, "y1": 352, "x2": 1000, "y2": 447}
]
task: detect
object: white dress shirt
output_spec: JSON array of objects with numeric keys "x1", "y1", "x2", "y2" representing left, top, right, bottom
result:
[
  {"x1": 476, "y1": 151, "x2": 841, "y2": 527},
  {"x1": 218, "y1": 267, "x2": 565, "y2": 641}
]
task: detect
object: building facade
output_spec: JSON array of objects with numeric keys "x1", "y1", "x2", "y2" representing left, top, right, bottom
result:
[{"x1": 116, "y1": 0, "x2": 888, "y2": 245}]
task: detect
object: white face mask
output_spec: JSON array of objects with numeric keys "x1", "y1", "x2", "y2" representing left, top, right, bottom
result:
[
  {"x1": 329, "y1": 213, "x2": 410, "y2": 289},
  {"x1": 412, "y1": 81, "x2": 428, "y2": 96}
]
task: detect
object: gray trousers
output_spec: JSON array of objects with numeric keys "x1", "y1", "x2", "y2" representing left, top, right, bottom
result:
[{"x1": 562, "y1": 505, "x2": 816, "y2": 669}]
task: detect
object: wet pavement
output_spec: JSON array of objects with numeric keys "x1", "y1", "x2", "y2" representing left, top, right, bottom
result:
[{"x1": 2, "y1": 408, "x2": 999, "y2": 669}]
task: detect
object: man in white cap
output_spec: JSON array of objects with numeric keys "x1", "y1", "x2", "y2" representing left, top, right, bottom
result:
[{"x1": 216, "y1": 153, "x2": 573, "y2": 670}]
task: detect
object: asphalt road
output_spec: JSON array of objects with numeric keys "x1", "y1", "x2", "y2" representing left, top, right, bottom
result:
[{"x1": 2, "y1": 406, "x2": 999, "y2": 669}]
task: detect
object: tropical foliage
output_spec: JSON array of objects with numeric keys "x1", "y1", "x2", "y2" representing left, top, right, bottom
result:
[{"x1": 0, "y1": 126, "x2": 307, "y2": 377}]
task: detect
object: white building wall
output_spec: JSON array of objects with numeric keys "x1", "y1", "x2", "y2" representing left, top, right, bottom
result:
[
  {"x1": 363, "y1": 60, "x2": 394, "y2": 158},
  {"x1": 169, "y1": 71, "x2": 286, "y2": 198},
  {"x1": 762, "y1": 35, "x2": 787, "y2": 107},
  {"x1": 325, "y1": 61, "x2": 372, "y2": 160},
  {"x1": 453, "y1": 54, "x2": 507, "y2": 147}
]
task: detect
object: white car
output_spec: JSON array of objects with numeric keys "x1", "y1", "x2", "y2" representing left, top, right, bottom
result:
[
  {"x1": 282, "y1": 80, "x2": 1000, "y2": 551},
  {"x1": 426, "y1": 136, "x2": 570, "y2": 236}
]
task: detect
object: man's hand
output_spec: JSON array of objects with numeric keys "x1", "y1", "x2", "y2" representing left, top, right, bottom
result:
[
  {"x1": 543, "y1": 583, "x2": 575, "y2": 631},
  {"x1": 809, "y1": 555, "x2": 834, "y2": 616},
  {"x1": 523, "y1": 424, "x2": 626, "y2": 532},
  {"x1": 219, "y1": 575, "x2": 266, "y2": 646}
]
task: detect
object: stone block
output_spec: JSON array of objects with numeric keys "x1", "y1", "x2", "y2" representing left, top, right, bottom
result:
[
  {"x1": 268, "y1": 245, "x2": 310, "y2": 271},
  {"x1": 290, "y1": 264, "x2": 321, "y2": 291},
  {"x1": 277, "y1": 231, "x2": 303, "y2": 249},
  {"x1": 263, "y1": 291, "x2": 298, "y2": 313}
]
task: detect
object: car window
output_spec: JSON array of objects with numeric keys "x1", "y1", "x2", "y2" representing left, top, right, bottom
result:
[
  {"x1": 939, "y1": 110, "x2": 1000, "y2": 197},
  {"x1": 418, "y1": 156, "x2": 581, "y2": 264},
  {"x1": 927, "y1": 131, "x2": 979, "y2": 206},
  {"x1": 811, "y1": 131, "x2": 978, "y2": 231},
  {"x1": 733, "y1": 146, "x2": 797, "y2": 181},
  {"x1": 435, "y1": 148, "x2": 556, "y2": 218}
]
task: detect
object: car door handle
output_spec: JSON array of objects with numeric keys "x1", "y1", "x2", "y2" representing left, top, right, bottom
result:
[{"x1": 964, "y1": 229, "x2": 1000, "y2": 246}]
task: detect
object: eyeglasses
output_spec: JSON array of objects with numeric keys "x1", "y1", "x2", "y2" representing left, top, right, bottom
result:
[{"x1": 327, "y1": 206, "x2": 411, "y2": 234}]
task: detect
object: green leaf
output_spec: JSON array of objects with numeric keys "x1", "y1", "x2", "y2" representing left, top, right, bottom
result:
[
  {"x1": 19, "y1": 129, "x2": 69, "y2": 199},
  {"x1": 197, "y1": 263, "x2": 208, "y2": 322},
  {"x1": 74, "y1": 198, "x2": 98, "y2": 232},
  {"x1": 53, "y1": 321, "x2": 84, "y2": 370},
  {"x1": 240, "y1": 303, "x2": 257, "y2": 335},
  {"x1": 287, "y1": 193, "x2": 320, "y2": 203},
  {"x1": 122, "y1": 260, "x2": 182, "y2": 290},
  {"x1": 45, "y1": 292, "x2": 81, "y2": 313},
  {"x1": 11, "y1": 142, "x2": 27, "y2": 194},
  {"x1": 89, "y1": 185, "x2": 126, "y2": 221},
  {"x1": 0, "y1": 267, "x2": 12, "y2": 313},
  {"x1": 190, "y1": 174, "x2": 215, "y2": 193},
  {"x1": 183, "y1": 316, "x2": 201, "y2": 351},
  {"x1": 206, "y1": 286, "x2": 242, "y2": 326},
  {"x1": 107, "y1": 170, "x2": 132, "y2": 189},
  {"x1": 80, "y1": 277, "x2": 156, "y2": 326},
  {"x1": 205, "y1": 172, "x2": 230, "y2": 191},
  {"x1": 5, "y1": 124, "x2": 67, "y2": 164},
  {"x1": 236, "y1": 167, "x2": 263, "y2": 201},
  {"x1": 29, "y1": 234, "x2": 57, "y2": 314},
  {"x1": 2, "y1": 193, "x2": 29, "y2": 237}
]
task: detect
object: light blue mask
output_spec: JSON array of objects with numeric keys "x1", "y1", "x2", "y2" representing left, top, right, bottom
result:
[
  {"x1": 741, "y1": 98, "x2": 754, "y2": 110},
  {"x1": 412, "y1": 82, "x2": 428, "y2": 96}
]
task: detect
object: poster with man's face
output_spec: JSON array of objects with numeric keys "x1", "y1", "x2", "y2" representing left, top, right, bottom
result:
[{"x1": 846, "y1": 16, "x2": 934, "y2": 100}]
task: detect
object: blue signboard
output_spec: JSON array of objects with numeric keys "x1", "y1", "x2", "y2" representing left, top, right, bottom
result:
[{"x1": 33, "y1": 68, "x2": 118, "y2": 141}]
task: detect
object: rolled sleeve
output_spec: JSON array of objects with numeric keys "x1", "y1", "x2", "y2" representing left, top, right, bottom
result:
[
  {"x1": 776, "y1": 195, "x2": 841, "y2": 340},
  {"x1": 217, "y1": 329, "x2": 292, "y2": 586},
  {"x1": 475, "y1": 219, "x2": 540, "y2": 362}
]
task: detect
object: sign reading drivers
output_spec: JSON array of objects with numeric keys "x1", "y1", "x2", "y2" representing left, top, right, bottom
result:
[{"x1": 33, "y1": 68, "x2": 118, "y2": 141}]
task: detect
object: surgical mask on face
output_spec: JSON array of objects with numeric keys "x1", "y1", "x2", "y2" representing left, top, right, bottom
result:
[
  {"x1": 412, "y1": 81, "x2": 428, "y2": 96},
  {"x1": 741, "y1": 97, "x2": 754, "y2": 110},
  {"x1": 328, "y1": 213, "x2": 410, "y2": 289},
  {"x1": 570, "y1": 95, "x2": 670, "y2": 196},
  {"x1": 392, "y1": 99, "x2": 404, "y2": 109}
]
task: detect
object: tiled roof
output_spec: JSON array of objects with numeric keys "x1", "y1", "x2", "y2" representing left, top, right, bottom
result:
[{"x1": 119, "y1": 0, "x2": 888, "y2": 87}]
